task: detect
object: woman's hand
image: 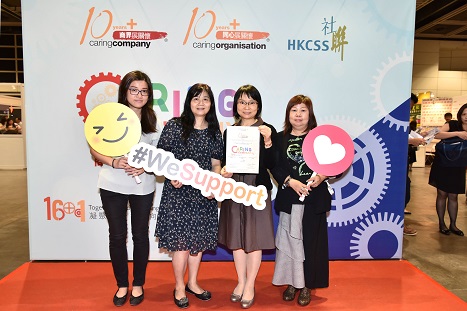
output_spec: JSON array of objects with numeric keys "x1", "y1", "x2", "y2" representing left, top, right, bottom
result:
[
  {"x1": 113, "y1": 157, "x2": 128, "y2": 169},
  {"x1": 258, "y1": 125, "x2": 272, "y2": 142},
  {"x1": 221, "y1": 166, "x2": 233, "y2": 178},
  {"x1": 306, "y1": 174, "x2": 327, "y2": 189},
  {"x1": 125, "y1": 167, "x2": 145, "y2": 176},
  {"x1": 289, "y1": 178, "x2": 309, "y2": 197},
  {"x1": 171, "y1": 180, "x2": 183, "y2": 188},
  {"x1": 457, "y1": 131, "x2": 467, "y2": 140}
]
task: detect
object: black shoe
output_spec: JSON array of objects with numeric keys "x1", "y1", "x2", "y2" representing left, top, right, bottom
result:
[
  {"x1": 130, "y1": 288, "x2": 144, "y2": 306},
  {"x1": 173, "y1": 289, "x2": 189, "y2": 309},
  {"x1": 450, "y1": 226, "x2": 464, "y2": 236},
  {"x1": 439, "y1": 226, "x2": 451, "y2": 235},
  {"x1": 282, "y1": 285, "x2": 298, "y2": 301},
  {"x1": 297, "y1": 287, "x2": 311, "y2": 306},
  {"x1": 185, "y1": 284, "x2": 212, "y2": 301},
  {"x1": 113, "y1": 289, "x2": 128, "y2": 307}
]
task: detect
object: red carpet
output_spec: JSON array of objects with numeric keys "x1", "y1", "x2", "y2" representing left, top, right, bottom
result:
[{"x1": 0, "y1": 260, "x2": 465, "y2": 310}]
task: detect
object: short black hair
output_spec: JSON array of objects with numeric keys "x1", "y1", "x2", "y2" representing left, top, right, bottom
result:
[
  {"x1": 444, "y1": 112, "x2": 452, "y2": 118},
  {"x1": 410, "y1": 93, "x2": 418, "y2": 104}
]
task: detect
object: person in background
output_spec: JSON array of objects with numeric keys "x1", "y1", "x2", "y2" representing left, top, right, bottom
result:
[
  {"x1": 0, "y1": 117, "x2": 7, "y2": 133},
  {"x1": 404, "y1": 93, "x2": 425, "y2": 235},
  {"x1": 90, "y1": 70, "x2": 160, "y2": 307},
  {"x1": 407, "y1": 120, "x2": 418, "y2": 172},
  {"x1": 429, "y1": 103, "x2": 467, "y2": 236},
  {"x1": 14, "y1": 117, "x2": 22, "y2": 133},
  {"x1": 271, "y1": 95, "x2": 336, "y2": 307},
  {"x1": 155, "y1": 83, "x2": 223, "y2": 309},
  {"x1": 444, "y1": 112, "x2": 452, "y2": 123},
  {"x1": 218, "y1": 85, "x2": 276, "y2": 309}
]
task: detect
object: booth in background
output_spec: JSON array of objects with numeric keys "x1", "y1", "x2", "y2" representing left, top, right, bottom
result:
[{"x1": 0, "y1": 83, "x2": 26, "y2": 169}]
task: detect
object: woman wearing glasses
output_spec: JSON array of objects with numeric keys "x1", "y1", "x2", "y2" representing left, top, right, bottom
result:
[
  {"x1": 90, "y1": 70, "x2": 160, "y2": 307},
  {"x1": 218, "y1": 84, "x2": 276, "y2": 309},
  {"x1": 155, "y1": 83, "x2": 223, "y2": 308}
]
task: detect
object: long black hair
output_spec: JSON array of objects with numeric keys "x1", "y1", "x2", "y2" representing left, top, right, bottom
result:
[
  {"x1": 179, "y1": 83, "x2": 220, "y2": 142},
  {"x1": 118, "y1": 70, "x2": 157, "y2": 134},
  {"x1": 456, "y1": 103, "x2": 467, "y2": 129}
]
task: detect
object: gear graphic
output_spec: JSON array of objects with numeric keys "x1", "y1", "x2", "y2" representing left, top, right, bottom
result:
[
  {"x1": 349, "y1": 212, "x2": 404, "y2": 259},
  {"x1": 76, "y1": 72, "x2": 122, "y2": 122},
  {"x1": 105, "y1": 84, "x2": 118, "y2": 97},
  {"x1": 361, "y1": 0, "x2": 414, "y2": 43},
  {"x1": 327, "y1": 128, "x2": 390, "y2": 227},
  {"x1": 371, "y1": 51, "x2": 412, "y2": 131},
  {"x1": 318, "y1": 115, "x2": 368, "y2": 139}
]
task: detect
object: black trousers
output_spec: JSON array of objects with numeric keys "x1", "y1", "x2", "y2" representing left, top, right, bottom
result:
[
  {"x1": 100, "y1": 189, "x2": 154, "y2": 288},
  {"x1": 302, "y1": 207, "x2": 329, "y2": 289}
]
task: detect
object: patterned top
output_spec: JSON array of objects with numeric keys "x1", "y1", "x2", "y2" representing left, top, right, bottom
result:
[
  {"x1": 286, "y1": 134, "x2": 312, "y2": 183},
  {"x1": 155, "y1": 118, "x2": 223, "y2": 254}
]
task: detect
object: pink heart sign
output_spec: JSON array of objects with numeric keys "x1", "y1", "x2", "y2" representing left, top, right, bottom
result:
[{"x1": 302, "y1": 124, "x2": 354, "y2": 176}]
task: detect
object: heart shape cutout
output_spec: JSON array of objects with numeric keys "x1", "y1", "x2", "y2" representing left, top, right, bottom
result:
[{"x1": 313, "y1": 135, "x2": 345, "y2": 165}]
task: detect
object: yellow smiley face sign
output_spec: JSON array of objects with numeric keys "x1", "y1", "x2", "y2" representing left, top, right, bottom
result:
[{"x1": 84, "y1": 102, "x2": 141, "y2": 156}]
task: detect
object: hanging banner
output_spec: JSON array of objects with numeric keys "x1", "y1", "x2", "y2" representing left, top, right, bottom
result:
[{"x1": 22, "y1": 0, "x2": 416, "y2": 260}]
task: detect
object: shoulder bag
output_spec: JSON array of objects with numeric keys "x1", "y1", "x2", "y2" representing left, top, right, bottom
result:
[{"x1": 435, "y1": 137, "x2": 467, "y2": 167}]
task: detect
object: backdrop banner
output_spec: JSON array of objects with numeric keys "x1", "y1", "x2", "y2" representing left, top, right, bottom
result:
[{"x1": 22, "y1": 0, "x2": 416, "y2": 260}]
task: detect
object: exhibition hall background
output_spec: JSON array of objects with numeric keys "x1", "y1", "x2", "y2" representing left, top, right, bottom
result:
[{"x1": 22, "y1": 0, "x2": 415, "y2": 261}]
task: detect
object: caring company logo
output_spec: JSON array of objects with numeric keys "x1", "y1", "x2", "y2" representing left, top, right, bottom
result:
[
  {"x1": 79, "y1": 7, "x2": 167, "y2": 49},
  {"x1": 288, "y1": 16, "x2": 349, "y2": 61},
  {"x1": 45, "y1": 197, "x2": 86, "y2": 222},
  {"x1": 183, "y1": 7, "x2": 269, "y2": 51}
]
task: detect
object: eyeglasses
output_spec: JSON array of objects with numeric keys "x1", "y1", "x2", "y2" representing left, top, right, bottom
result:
[
  {"x1": 192, "y1": 97, "x2": 211, "y2": 104},
  {"x1": 129, "y1": 88, "x2": 149, "y2": 96},
  {"x1": 238, "y1": 100, "x2": 258, "y2": 107}
]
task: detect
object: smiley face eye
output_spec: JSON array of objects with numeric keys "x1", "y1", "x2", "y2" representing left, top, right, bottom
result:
[
  {"x1": 93, "y1": 126, "x2": 104, "y2": 134},
  {"x1": 117, "y1": 112, "x2": 127, "y2": 121}
]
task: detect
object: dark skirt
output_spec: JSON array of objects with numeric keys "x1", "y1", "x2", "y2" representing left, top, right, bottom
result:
[
  {"x1": 218, "y1": 174, "x2": 275, "y2": 253},
  {"x1": 429, "y1": 155, "x2": 466, "y2": 194}
]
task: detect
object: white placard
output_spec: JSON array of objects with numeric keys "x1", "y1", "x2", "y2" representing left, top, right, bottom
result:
[{"x1": 225, "y1": 126, "x2": 260, "y2": 174}]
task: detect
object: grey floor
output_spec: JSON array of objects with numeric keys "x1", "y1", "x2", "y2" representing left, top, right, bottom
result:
[{"x1": 0, "y1": 167, "x2": 466, "y2": 302}]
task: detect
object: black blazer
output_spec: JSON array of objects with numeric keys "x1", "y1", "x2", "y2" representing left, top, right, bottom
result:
[{"x1": 271, "y1": 131, "x2": 332, "y2": 215}]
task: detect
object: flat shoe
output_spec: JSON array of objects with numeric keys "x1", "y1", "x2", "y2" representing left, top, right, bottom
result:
[
  {"x1": 173, "y1": 289, "x2": 189, "y2": 309},
  {"x1": 439, "y1": 228, "x2": 450, "y2": 235},
  {"x1": 450, "y1": 227, "x2": 464, "y2": 236},
  {"x1": 283, "y1": 285, "x2": 298, "y2": 301},
  {"x1": 230, "y1": 292, "x2": 242, "y2": 303},
  {"x1": 240, "y1": 297, "x2": 254, "y2": 309},
  {"x1": 130, "y1": 288, "x2": 144, "y2": 306},
  {"x1": 298, "y1": 287, "x2": 311, "y2": 306},
  {"x1": 113, "y1": 289, "x2": 128, "y2": 307},
  {"x1": 185, "y1": 284, "x2": 211, "y2": 301}
]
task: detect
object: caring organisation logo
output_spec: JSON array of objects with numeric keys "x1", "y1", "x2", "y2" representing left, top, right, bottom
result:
[
  {"x1": 79, "y1": 6, "x2": 167, "y2": 49},
  {"x1": 183, "y1": 7, "x2": 270, "y2": 51},
  {"x1": 288, "y1": 16, "x2": 349, "y2": 61}
]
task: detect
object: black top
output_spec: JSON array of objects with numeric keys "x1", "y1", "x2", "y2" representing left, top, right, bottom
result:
[{"x1": 271, "y1": 131, "x2": 332, "y2": 215}]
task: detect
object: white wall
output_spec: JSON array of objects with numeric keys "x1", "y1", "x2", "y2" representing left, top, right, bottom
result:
[
  {"x1": 0, "y1": 135, "x2": 26, "y2": 169},
  {"x1": 412, "y1": 40, "x2": 467, "y2": 97}
]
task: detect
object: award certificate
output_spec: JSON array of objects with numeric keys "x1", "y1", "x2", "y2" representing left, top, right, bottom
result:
[{"x1": 226, "y1": 126, "x2": 260, "y2": 174}]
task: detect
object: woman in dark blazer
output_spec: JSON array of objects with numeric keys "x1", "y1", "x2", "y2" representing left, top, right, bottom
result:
[{"x1": 271, "y1": 94, "x2": 332, "y2": 307}]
